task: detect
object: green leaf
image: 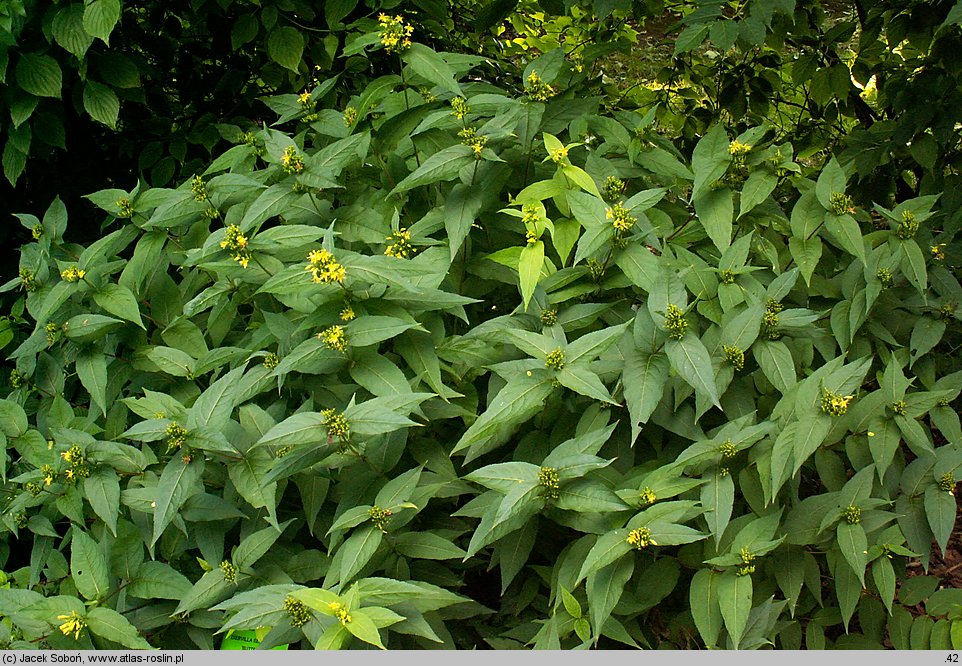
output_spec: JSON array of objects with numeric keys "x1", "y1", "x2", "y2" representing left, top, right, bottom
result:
[
  {"x1": 557, "y1": 365, "x2": 615, "y2": 404},
  {"x1": 403, "y1": 43, "x2": 461, "y2": 96},
  {"x1": 815, "y1": 157, "x2": 847, "y2": 210},
  {"x1": 16, "y1": 54, "x2": 62, "y2": 98},
  {"x1": 616, "y1": 243, "x2": 660, "y2": 291},
  {"x1": 389, "y1": 145, "x2": 475, "y2": 195},
  {"x1": 0, "y1": 400, "x2": 27, "y2": 439},
  {"x1": 234, "y1": 520, "x2": 292, "y2": 569},
  {"x1": 753, "y1": 340, "x2": 796, "y2": 394},
  {"x1": 255, "y1": 412, "x2": 325, "y2": 449},
  {"x1": 691, "y1": 124, "x2": 730, "y2": 197},
  {"x1": 561, "y1": 584, "x2": 582, "y2": 618},
  {"x1": 344, "y1": 399, "x2": 420, "y2": 437},
  {"x1": 71, "y1": 530, "x2": 110, "y2": 601},
  {"x1": 83, "y1": 0, "x2": 121, "y2": 44},
  {"x1": 83, "y1": 470, "x2": 120, "y2": 535},
  {"x1": 665, "y1": 336, "x2": 721, "y2": 409},
  {"x1": 394, "y1": 532, "x2": 467, "y2": 560},
  {"x1": 75, "y1": 349, "x2": 108, "y2": 417},
  {"x1": 267, "y1": 26, "x2": 305, "y2": 72},
  {"x1": 702, "y1": 469, "x2": 735, "y2": 546},
  {"x1": 826, "y1": 213, "x2": 866, "y2": 265},
  {"x1": 577, "y1": 531, "x2": 631, "y2": 583},
  {"x1": 622, "y1": 350, "x2": 668, "y2": 444},
  {"x1": 239, "y1": 184, "x2": 300, "y2": 232},
  {"x1": 694, "y1": 186, "x2": 733, "y2": 251},
  {"x1": 836, "y1": 522, "x2": 868, "y2": 586},
  {"x1": 127, "y1": 561, "x2": 192, "y2": 600},
  {"x1": 788, "y1": 236, "x2": 822, "y2": 286},
  {"x1": 717, "y1": 570, "x2": 752, "y2": 649},
  {"x1": 64, "y1": 313, "x2": 124, "y2": 343},
  {"x1": 152, "y1": 458, "x2": 204, "y2": 547},
  {"x1": 83, "y1": 81, "x2": 120, "y2": 129},
  {"x1": 738, "y1": 170, "x2": 777, "y2": 218},
  {"x1": 690, "y1": 568, "x2": 724, "y2": 648},
  {"x1": 445, "y1": 183, "x2": 484, "y2": 261},
  {"x1": 452, "y1": 374, "x2": 554, "y2": 461},
  {"x1": 338, "y1": 524, "x2": 383, "y2": 584},
  {"x1": 900, "y1": 240, "x2": 928, "y2": 296},
  {"x1": 93, "y1": 283, "x2": 145, "y2": 329},
  {"x1": 587, "y1": 557, "x2": 634, "y2": 637},
  {"x1": 518, "y1": 241, "x2": 544, "y2": 310},
  {"x1": 52, "y1": 5, "x2": 94, "y2": 58},
  {"x1": 142, "y1": 346, "x2": 195, "y2": 377},
  {"x1": 86, "y1": 607, "x2": 152, "y2": 649},
  {"x1": 345, "y1": 609, "x2": 385, "y2": 649},
  {"x1": 347, "y1": 316, "x2": 420, "y2": 348},
  {"x1": 873, "y1": 557, "x2": 896, "y2": 614},
  {"x1": 924, "y1": 486, "x2": 956, "y2": 555}
]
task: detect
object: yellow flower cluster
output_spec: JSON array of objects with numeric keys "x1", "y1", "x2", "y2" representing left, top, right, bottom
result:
[
  {"x1": 369, "y1": 505, "x2": 393, "y2": 532},
  {"x1": 639, "y1": 487, "x2": 657, "y2": 506},
  {"x1": 723, "y1": 344, "x2": 744, "y2": 370},
  {"x1": 932, "y1": 243, "x2": 946, "y2": 261},
  {"x1": 545, "y1": 348, "x2": 566, "y2": 371},
  {"x1": 319, "y1": 325, "x2": 347, "y2": 352},
  {"x1": 340, "y1": 305, "x2": 356, "y2": 321},
  {"x1": 46, "y1": 321, "x2": 63, "y2": 346},
  {"x1": 220, "y1": 225, "x2": 251, "y2": 268},
  {"x1": 820, "y1": 388, "x2": 853, "y2": 416},
  {"x1": 281, "y1": 145, "x2": 304, "y2": 174},
  {"x1": 323, "y1": 408, "x2": 351, "y2": 443},
  {"x1": 378, "y1": 13, "x2": 413, "y2": 53},
  {"x1": 603, "y1": 175, "x2": 624, "y2": 201},
  {"x1": 385, "y1": 228, "x2": 415, "y2": 258},
  {"x1": 262, "y1": 352, "x2": 280, "y2": 370},
  {"x1": 938, "y1": 472, "x2": 955, "y2": 493},
  {"x1": 521, "y1": 204, "x2": 540, "y2": 227},
  {"x1": 664, "y1": 304, "x2": 688, "y2": 340},
  {"x1": 829, "y1": 191, "x2": 854, "y2": 216},
  {"x1": 728, "y1": 141, "x2": 751, "y2": 158},
  {"x1": 57, "y1": 611, "x2": 86, "y2": 640},
  {"x1": 297, "y1": 91, "x2": 312, "y2": 108},
  {"x1": 719, "y1": 439, "x2": 737, "y2": 459},
  {"x1": 550, "y1": 145, "x2": 569, "y2": 164},
  {"x1": 538, "y1": 466, "x2": 560, "y2": 500},
  {"x1": 305, "y1": 248, "x2": 346, "y2": 284},
  {"x1": 19, "y1": 268, "x2": 38, "y2": 292},
  {"x1": 525, "y1": 71, "x2": 555, "y2": 102},
  {"x1": 627, "y1": 527, "x2": 655, "y2": 549},
  {"x1": 343, "y1": 107, "x2": 358, "y2": 127},
  {"x1": 284, "y1": 595, "x2": 311, "y2": 628},
  {"x1": 458, "y1": 127, "x2": 487, "y2": 158},
  {"x1": 10, "y1": 369, "x2": 26, "y2": 388},
  {"x1": 61, "y1": 266, "x2": 86, "y2": 283},
  {"x1": 540, "y1": 309, "x2": 558, "y2": 326},
  {"x1": 842, "y1": 505, "x2": 861, "y2": 525},
  {"x1": 116, "y1": 198, "x2": 134, "y2": 218},
  {"x1": 220, "y1": 560, "x2": 238, "y2": 583},
  {"x1": 41, "y1": 464, "x2": 56, "y2": 486},
  {"x1": 191, "y1": 175, "x2": 209, "y2": 202},
  {"x1": 736, "y1": 546, "x2": 755, "y2": 577},
  {"x1": 328, "y1": 602, "x2": 352, "y2": 625},
  {"x1": 897, "y1": 210, "x2": 919, "y2": 239},
  {"x1": 606, "y1": 203, "x2": 636, "y2": 232},
  {"x1": 451, "y1": 97, "x2": 470, "y2": 120},
  {"x1": 165, "y1": 422, "x2": 189, "y2": 452}
]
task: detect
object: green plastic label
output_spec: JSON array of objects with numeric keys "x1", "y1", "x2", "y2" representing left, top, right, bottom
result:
[{"x1": 219, "y1": 627, "x2": 289, "y2": 650}]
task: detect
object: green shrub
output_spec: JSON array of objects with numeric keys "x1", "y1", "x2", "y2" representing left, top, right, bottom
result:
[{"x1": 0, "y1": 5, "x2": 961, "y2": 652}]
